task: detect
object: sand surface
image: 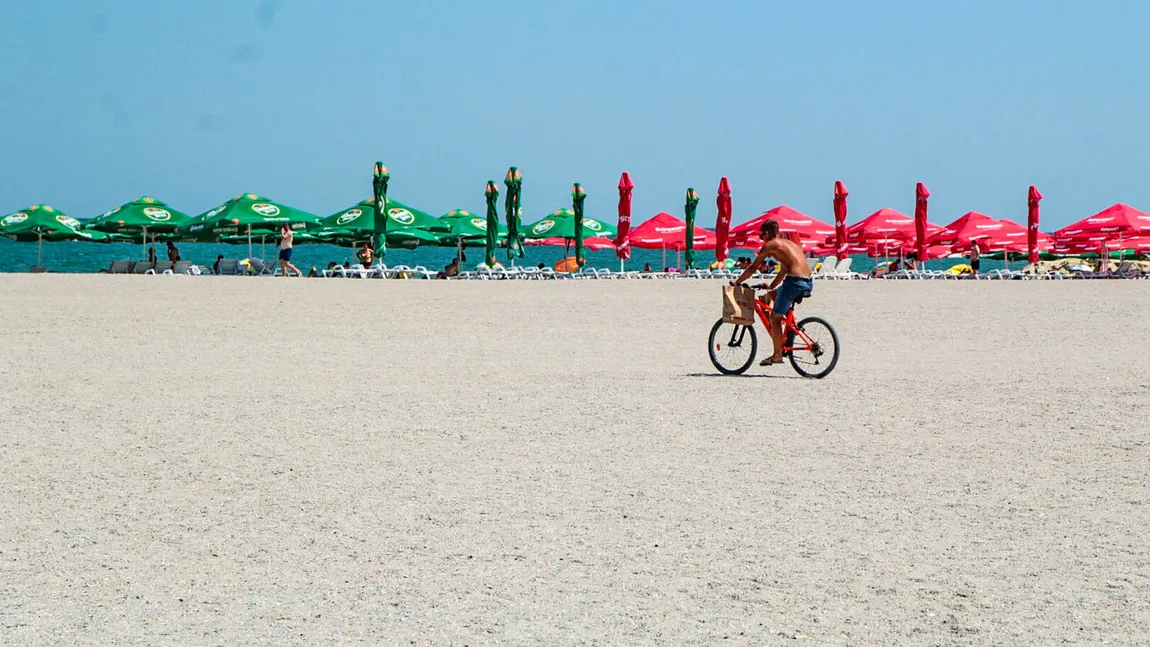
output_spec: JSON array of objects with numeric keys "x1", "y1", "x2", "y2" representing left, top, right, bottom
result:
[{"x1": 1, "y1": 276, "x2": 1148, "y2": 646}]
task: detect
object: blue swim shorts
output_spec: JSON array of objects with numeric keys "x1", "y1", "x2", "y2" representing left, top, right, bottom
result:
[{"x1": 772, "y1": 276, "x2": 813, "y2": 315}]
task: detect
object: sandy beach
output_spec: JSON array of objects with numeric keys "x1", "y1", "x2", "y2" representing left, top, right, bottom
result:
[{"x1": 1, "y1": 276, "x2": 1147, "y2": 646}]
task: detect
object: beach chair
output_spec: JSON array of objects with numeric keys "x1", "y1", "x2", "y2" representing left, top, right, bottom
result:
[
  {"x1": 247, "y1": 258, "x2": 275, "y2": 276},
  {"x1": 105, "y1": 260, "x2": 131, "y2": 274},
  {"x1": 146, "y1": 260, "x2": 173, "y2": 275},
  {"x1": 830, "y1": 257, "x2": 857, "y2": 279},
  {"x1": 410, "y1": 265, "x2": 438, "y2": 279},
  {"x1": 132, "y1": 261, "x2": 154, "y2": 275},
  {"x1": 814, "y1": 258, "x2": 838, "y2": 279},
  {"x1": 29, "y1": 265, "x2": 47, "y2": 273},
  {"x1": 216, "y1": 258, "x2": 240, "y2": 275},
  {"x1": 171, "y1": 260, "x2": 193, "y2": 275}
]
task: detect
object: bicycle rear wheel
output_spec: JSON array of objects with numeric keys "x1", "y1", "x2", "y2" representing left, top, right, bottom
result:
[
  {"x1": 788, "y1": 316, "x2": 840, "y2": 378},
  {"x1": 708, "y1": 318, "x2": 757, "y2": 375}
]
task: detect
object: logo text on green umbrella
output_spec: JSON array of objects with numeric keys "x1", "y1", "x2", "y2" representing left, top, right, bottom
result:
[
  {"x1": 471, "y1": 218, "x2": 488, "y2": 230},
  {"x1": 388, "y1": 208, "x2": 416, "y2": 225},
  {"x1": 2, "y1": 213, "x2": 28, "y2": 226},
  {"x1": 143, "y1": 207, "x2": 171, "y2": 221},
  {"x1": 337, "y1": 209, "x2": 362, "y2": 225},
  {"x1": 251, "y1": 203, "x2": 281, "y2": 217},
  {"x1": 532, "y1": 219, "x2": 555, "y2": 235}
]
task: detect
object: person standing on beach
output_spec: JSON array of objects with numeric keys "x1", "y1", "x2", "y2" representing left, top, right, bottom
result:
[
  {"x1": 277, "y1": 224, "x2": 302, "y2": 277},
  {"x1": 166, "y1": 241, "x2": 180, "y2": 263},
  {"x1": 147, "y1": 245, "x2": 157, "y2": 265},
  {"x1": 731, "y1": 219, "x2": 813, "y2": 367},
  {"x1": 970, "y1": 240, "x2": 980, "y2": 276}
]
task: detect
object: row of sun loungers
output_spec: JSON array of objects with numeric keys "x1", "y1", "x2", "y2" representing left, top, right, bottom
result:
[{"x1": 99, "y1": 256, "x2": 1145, "y2": 280}]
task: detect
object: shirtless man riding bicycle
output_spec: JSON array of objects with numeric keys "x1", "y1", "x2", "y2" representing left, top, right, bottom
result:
[{"x1": 731, "y1": 219, "x2": 814, "y2": 366}]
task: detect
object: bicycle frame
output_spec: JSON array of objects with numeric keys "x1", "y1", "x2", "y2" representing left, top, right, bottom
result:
[{"x1": 752, "y1": 297, "x2": 816, "y2": 354}]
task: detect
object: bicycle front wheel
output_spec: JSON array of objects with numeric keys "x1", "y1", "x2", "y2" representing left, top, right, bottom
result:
[
  {"x1": 789, "y1": 316, "x2": 840, "y2": 379},
  {"x1": 709, "y1": 318, "x2": 757, "y2": 375}
]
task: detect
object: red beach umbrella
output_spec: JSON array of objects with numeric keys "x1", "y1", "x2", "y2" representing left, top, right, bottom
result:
[
  {"x1": 729, "y1": 205, "x2": 834, "y2": 250},
  {"x1": 1027, "y1": 186, "x2": 1043, "y2": 265},
  {"x1": 614, "y1": 172, "x2": 633, "y2": 263},
  {"x1": 846, "y1": 208, "x2": 941, "y2": 248},
  {"x1": 714, "y1": 177, "x2": 733, "y2": 263},
  {"x1": 1054, "y1": 203, "x2": 1150, "y2": 243},
  {"x1": 914, "y1": 182, "x2": 930, "y2": 262},
  {"x1": 833, "y1": 181, "x2": 849, "y2": 260},
  {"x1": 629, "y1": 212, "x2": 716, "y2": 250}
]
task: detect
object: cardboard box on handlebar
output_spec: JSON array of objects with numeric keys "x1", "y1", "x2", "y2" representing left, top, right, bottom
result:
[{"x1": 722, "y1": 285, "x2": 756, "y2": 326}]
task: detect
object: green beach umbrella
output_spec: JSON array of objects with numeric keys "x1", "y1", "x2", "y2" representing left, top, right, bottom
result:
[
  {"x1": 184, "y1": 193, "x2": 320, "y2": 259},
  {"x1": 372, "y1": 162, "x2": 390, "y2": 259},
  {"x1": 484, "y1": 181, "x2": 500, "y2": 267},
  {"x1": 504, "y1": 167, "x2": 524, "y2": 260},
  {"x1": 0, "y1": 204, "x2": 109, "y2": 266},
  {"x1": 523, "y1": 209, "x2": 617, "y2": 241},
  {"x1": 323, "y1": 197, "x2": 447, "y2": 234},
  {"x1": 185, "y1": 193, "x2": 319, "y2": 238},
  {"x1": 572, "y1": 183, "x2": 587, "y2": 266},
  {"x1": 90, "y1": 196, "x2": 192, "y2": 234},
  {"x1": 684, "y1": 187, "x2": 700, "y2": 270},
  {"x1": 89, "y1": 196, "x2": 193, "y2": 257}
]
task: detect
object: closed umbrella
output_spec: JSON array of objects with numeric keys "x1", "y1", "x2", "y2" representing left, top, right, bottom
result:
[
  {"x1": 504, "y1": 167, "x2": 524, "y2": 260},
  {"x1": 914, "y1": 182, "x2": 930, "y2": 264},
  {"x1": 614, "y1": 172, "x2": 634, "y2": 270},
  {"x1": 484, "y1": 181, "x2": 500, "y2": 267},
  {"x1": 372, "y1": 162, "x2": 389, "y2": 260},
  {"x1": 684, "y1": 188, "x2": 699, "y2": 269},
  {"x1": 833, "y1": 181, "x2": 849, "y2": 260},
  {"x1": 572, "y1": 183, "x2": 587, "y2": 267},
  {"x1": 1027, "y1": 186, "x2": 1043, "y2": 265},
  {"x1": 714, "y1": 177, "x2": 732, "y2": 264}
]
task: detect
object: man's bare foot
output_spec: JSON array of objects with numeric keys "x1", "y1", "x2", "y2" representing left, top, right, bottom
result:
[{"x1": 760, "y1": 356, "x2": 784, "y2": 366}]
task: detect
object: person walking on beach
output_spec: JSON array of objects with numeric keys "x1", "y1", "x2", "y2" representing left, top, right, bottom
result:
[
  {"x1": 166, "y1": 241, "x2": 180, "y2": 263},
  {"x1": 147, "y1": 245, "x2": 157, "y2": 265},
  {"x1": 731, "y1": 219, "x2": 813, "y2": 367},
  {"x1": 969, "y1": 240, "x2": 980, "y2": 276},
  {"x1": 277, "y1": 224, "x2": 302, "y2": 277}
]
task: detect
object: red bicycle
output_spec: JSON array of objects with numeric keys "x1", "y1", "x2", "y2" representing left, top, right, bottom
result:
[{"x1": 708, "y1": 283, "x2": 840, "y2": 378}]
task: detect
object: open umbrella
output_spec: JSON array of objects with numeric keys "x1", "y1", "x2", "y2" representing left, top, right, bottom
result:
[
  {"x1": 833, "y1": 181, "x2": 849, "y2": 260},
  {"x1": 484, "y1": 181, "x2": 500, "y2": 267},
  {"x1": 684, "y1": 188, "x2": 699, "y2": 269},
  {"x1": 914, "y1": 182, "x2": 930, "y2": 263},
  {"x1": 630, "y1": 211, "x2": 715, "y2": 269},
  {"x1": 0, "y1": 205, "x2": 110, "y2": 266},
  {"x1": 730, "y1": 205, "x2": 835, "y2": 251},
  {"x1": 1053, "y1": 203, "x2": 1150, "y2": 246},
  {"x1": 714, "y1": 177, "x2": 732, "y2": 264},
  {"x1": 184, "y1": 193, "x2": 320, "y2": 258},
  {"x1": 89, "y1": 196, "x2": 193, "y2": 257},
  {"x1": 320, "y1": 198, "x2": 446, "y2": 234},
  {"x1": 615, "y1": 172, "x2": 634, "y2": 269},
  {"x1": 504, "y1": 167, "x2": 524, "y2": 260},
  {"x1": 525, "y1": 209, "x2": 616, "y2": 240},
  {"x1": 1027, "y1": 186, "x2": 1043, "y2": 265}
]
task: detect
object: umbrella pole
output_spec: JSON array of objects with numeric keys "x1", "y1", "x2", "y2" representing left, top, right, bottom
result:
[
  {"x1": 37, "y1": 231, "x2": 43, "y2": 267},
  {"x1": 141, "y1": 225, "x2": 147, "y2": 259},
  {"x1": 261, "y1": 234, "x2": 266, "y2": 263},
  {"x1": 247, "y1": 225, "x2": 253, "y2": 260},
  {"x1": 662, "y1": 244, "x2": 666, "y2": 269}
]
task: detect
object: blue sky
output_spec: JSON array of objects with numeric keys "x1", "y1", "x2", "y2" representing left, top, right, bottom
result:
[{"x1": 3, "y1": 0, "x2": 1148, "y2": 229}]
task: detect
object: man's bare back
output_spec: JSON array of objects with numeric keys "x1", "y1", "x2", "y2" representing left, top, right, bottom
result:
[{"x1": 760, "y1": 237, "x2": 811, "y2": 278}]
